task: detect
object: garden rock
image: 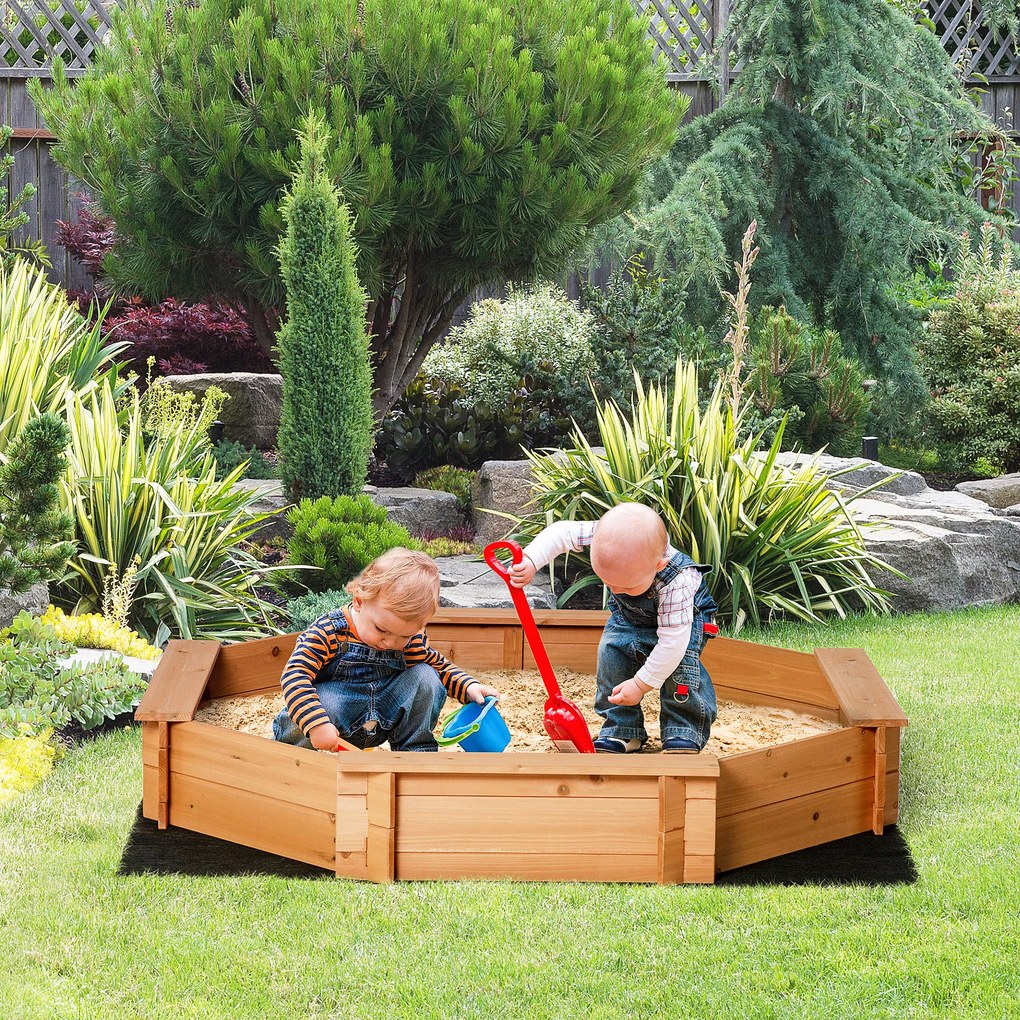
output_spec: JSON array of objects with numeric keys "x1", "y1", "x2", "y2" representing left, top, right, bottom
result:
[
  {"x1": 162, "y1": 372, "x2": 283, "y2": 449},
  {"x1": 778, "y1": 453, "x2": 1020, "y2": 612},
  {"x1": 0, "y1": 582, "x2": 48, "y2": 629},
  {"x1": 472, "y1": 452, "x2": 583, "y2": 545},
  {"x1": 57, "y1": 647, "x2": 162, "y2": 679},
  {"x1": 234, "y1": 478, "x2": 292, "y2": 543},
  {"x1": 434, "y1": 554, "x2": 555, "y2": 610},
  {"x1": 367, "y1": 486, "x2": 464, "y2": 536},
  {"x1": 955, "y1": 473, "x2": 1020, "y2": 510}
]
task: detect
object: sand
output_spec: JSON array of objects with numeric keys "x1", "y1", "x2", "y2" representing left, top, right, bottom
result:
[{"x1": 195, "y1": 666, "x2": 841, "y2": 755}]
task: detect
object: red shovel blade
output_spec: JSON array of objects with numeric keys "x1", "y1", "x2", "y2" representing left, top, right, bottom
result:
[
  {"x1": 544, "y1": 694, "x2": 596, "y2": 754},
  {"x1": 485, "y1": 540, "x2": 596, "y2": 754}
]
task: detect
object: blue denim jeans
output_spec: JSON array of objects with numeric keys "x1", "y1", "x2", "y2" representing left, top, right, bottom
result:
[
  {"x1": 594, "y1": 611, "x2": 717, "y2": 749},
  {"x1": 272, "y1": 657, "x2": 448, "y2": 752}
]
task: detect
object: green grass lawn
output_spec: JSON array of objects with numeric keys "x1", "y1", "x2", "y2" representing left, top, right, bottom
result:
[{"x1": 2, "y1": 606, "x2": 1018, "y2": 1019}]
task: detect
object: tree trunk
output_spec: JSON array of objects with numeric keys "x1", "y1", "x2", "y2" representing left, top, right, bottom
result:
[{"x1": 238, "y1": 297, "x2": 281, "y2": 365}]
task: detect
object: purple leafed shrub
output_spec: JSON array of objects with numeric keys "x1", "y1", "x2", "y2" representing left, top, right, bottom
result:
[{"x1": 55, "y1": 204, "x2": 275, "y2": 378}]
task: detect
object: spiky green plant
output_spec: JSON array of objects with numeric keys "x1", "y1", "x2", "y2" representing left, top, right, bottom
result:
[
  {"x1": 58, "y1": 382, "x2": 286, "y2": 641},
  {"x1": 515, "y1": 361, "x2": 895, "y2": 629}
]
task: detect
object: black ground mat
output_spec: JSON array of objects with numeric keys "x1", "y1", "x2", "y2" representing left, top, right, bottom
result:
[{"x1": 120, "y1": 804, "x2": 916, "y2": 885}]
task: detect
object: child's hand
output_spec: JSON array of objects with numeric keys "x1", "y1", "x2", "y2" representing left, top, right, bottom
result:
[
  {"x1": 508, "y1": 554, "x2": 537, "y2": 588},
  {"x1": 309, "y1": 721, "x2": 342, "y2": 751},
  {"x1": 608, "y1": 677, "x2": 652, "y2": 707},
  {"x1": 467, "y1": 682, "x2": 501, "y2": 704}
]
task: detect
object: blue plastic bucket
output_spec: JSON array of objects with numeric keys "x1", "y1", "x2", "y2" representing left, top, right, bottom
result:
[{"x1": 437, "y1": 696, "x2": 511, "y2": 752}]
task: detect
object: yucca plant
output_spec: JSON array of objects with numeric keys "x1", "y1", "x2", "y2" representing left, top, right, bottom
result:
[
  {"x1": 515, "y1": 361, "x2": 895, "y2": 629},
  {"x1": 58, "y1": 382, "x2": 286, "y2": 641},
  {"x1": 0, "y1": 257, "x2": 127, "y2": 454}
]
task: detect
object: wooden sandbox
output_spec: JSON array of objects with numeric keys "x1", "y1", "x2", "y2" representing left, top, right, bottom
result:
[{"x1": 136, "y1": 608, "x2": 907, "y2": 884}]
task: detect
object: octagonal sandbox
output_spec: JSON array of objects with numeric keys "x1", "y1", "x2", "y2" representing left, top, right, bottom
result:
[{"x1": 136, "y1": 608, "x2": 907, "y2": 884}]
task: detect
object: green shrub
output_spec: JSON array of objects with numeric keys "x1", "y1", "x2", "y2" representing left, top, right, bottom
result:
[
  {"x1": 276, "y1": 117, "x2": 372, "y2": 500},
  {"x1": 58, "y1": 382, "x2": 285, "y2": 642},
  {"x1": 424, "y1": 284, "x2": 600, "y2": 408},
  {"x1": 1, "y1": 128, "x2": 47, "y2": 268},
  {"x1": 412, "y1": 466, "x2": 475, "y2": 514},
  {"x1": 286, "y1": 495, "x2": 416, "y2": 593},
  {"x1": 514, "y1": 360, "x2": 894, "y2": 629},
  {"x1": 285, "y1": 589, "x2": 352, "y2": 631},
  {"x1": 212, "y1": 441, "x2": 277, "y2": 481},
  {"x1": 417, "y1": 536, "x2": 476, "y2": 558},
  {"x1": 0, "y1": 612, "x2": 147, "y2": 737},
  {"x1": 918, "y1": 224, "x2": 1020, "y2": 474},
  {"x1": 744, "y1": 307, "x2": 870, "y2": 457},
  {"x1": 0, "y1": 413, "x2": 76, "y2": 594}
]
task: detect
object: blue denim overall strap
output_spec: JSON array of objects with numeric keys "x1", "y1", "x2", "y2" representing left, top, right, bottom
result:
[{"x1": 608, "y1": 550, "x2": 713, "y2": 628}]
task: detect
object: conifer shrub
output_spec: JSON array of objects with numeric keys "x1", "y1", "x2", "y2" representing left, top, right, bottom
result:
[
  {"x1": 744, "y1": 307, "x2": 870, "y2": 457},
  {"x1": 285, "y1": 495, "x2": 417, "y2": 593},
  {"x1": 286, "y1": 589, "x2": 352, "y2": 631},
  {"x1": 0, "y1": 413, "x2": 76, "y2": 595},
  {"x1": 918, "y1": 225, "x2": 1020, "y2": 474},
  {"x1": 276, "y1": 117, "x2": 373, "y2": 501}
]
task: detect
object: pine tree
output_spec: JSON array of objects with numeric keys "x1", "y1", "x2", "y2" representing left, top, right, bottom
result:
[
  {"x1": 0, "y1": 413, "x2": 75, "y2": 595},
  {"x1": 32, "y1": 0, "x2": 682, "y2": 416},
  {"x1": 603, "y1": 0, "x2": 1005, "y2": 429},
  {"x1": 276, "y1": 116, "x2": 373, "y2": 501}
]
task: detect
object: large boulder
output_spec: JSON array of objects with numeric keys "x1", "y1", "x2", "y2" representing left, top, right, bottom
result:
[
  {"x1": 776, "y1": 453, "x2": 1020, "y2": 612},
  {"x1": 368, "y1": 486, "x2": 465, "y2": 537},
  {"x1": 234, "y1": 478, "x2": 293, "y2": 543},
  {"x1": 956, "y1": 473, "x2": 1020, "y2": 510},
  {"x1": 0, "y1": 582, "x2": 48, "y2": 629},
  {"x1": 162, "y1": 373, "x2": 283, "y2": 450}
]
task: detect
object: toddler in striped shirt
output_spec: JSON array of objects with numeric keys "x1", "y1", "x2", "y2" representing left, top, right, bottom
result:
[{"x1": 273, "y1": 548, "x2": 500, "y2": 752}]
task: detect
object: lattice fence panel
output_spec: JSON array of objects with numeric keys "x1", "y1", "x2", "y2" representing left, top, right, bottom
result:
[
  {"x1": 0, "y1": 0, "x2": 1017, "y2": 84},
  {"x1": 634, "y1": 0, "x2": 720, "y2": 79},
  {"x1": 931, "y1": 0, "x2": 1020, "y2": 76},
  {"x1": 0, "y1": 0, "x2": 117, "y2": 77}
]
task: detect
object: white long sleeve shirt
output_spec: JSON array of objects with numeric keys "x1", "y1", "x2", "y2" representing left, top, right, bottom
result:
[{"x1": 522, "y1": 521, "x2": 703, "y2": 690}]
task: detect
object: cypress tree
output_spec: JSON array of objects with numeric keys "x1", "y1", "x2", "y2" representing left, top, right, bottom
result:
[
  {"x1": 32, "y1": 0, "x2": 681, "y2": 415},
  {"x1": 276, "y1": 116, "x2": 373, "y2": 501}
]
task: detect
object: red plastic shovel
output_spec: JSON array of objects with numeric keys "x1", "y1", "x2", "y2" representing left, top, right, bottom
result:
[{"x1": 484, "y1": 540, "x2": 596, "y2": 754}]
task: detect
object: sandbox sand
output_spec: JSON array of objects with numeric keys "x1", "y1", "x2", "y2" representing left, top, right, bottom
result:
[{"x1": 195, "y1": 667, "x2": 842, "y2": 755}]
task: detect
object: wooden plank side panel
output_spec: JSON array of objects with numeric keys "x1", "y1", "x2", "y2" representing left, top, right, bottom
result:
[
  {"x1": 135, "y1": 640, "x2": 221, "y2": 721},
  {"x1": 168, "y1": 721, "x2": 336, "y2": 812},
  {"x1": 716, "y1": 778, "x2": 873, "y2": 873},
  {"x1": 716, "y1": 727, "x2": 870, "y2": 817},
  {"x1": 395, "y1": 794, "x2": 658, "y2": 855},
  {"x1": 815, "y1": 648, "x2": 908, "y2": 727},
  {"x1": 704, "y1": 638, "x2": 838, "y2": 711},
  {"x1": 169, "y1": 773, "x2": 335, "y2": 870},
  {"x1": 366, "y1": 772, "x2": 396, "y2": 883},
  {"x1": 206, "y1": 633, "x2": 297, "y2": 699}
]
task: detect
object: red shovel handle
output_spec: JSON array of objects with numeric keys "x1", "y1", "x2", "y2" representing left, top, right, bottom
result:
[{"x1": 484, "y1": 540, "x2": 562, "y2": 699}]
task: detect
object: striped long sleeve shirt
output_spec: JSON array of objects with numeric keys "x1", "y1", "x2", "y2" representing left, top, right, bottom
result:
[{"x1": 280, "y1": 610, "x2": 477, "y2": 736}]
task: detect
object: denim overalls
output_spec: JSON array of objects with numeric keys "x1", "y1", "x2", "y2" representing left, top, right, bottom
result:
[
  {"x1": 272, "y1": 609, "x2": 447, "y2": 751},
  {"x1": 595, "y1": 550, "x2": 718, "y2": 749}
]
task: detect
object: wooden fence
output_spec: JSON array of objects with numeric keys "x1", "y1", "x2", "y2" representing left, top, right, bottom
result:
[{"x1": 2, "y1": 0, "x2": 1019, "y2": 292}]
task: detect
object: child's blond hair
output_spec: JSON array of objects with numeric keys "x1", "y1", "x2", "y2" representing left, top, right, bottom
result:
[{"x1": 346, "y1": 547, "x2": 440, "y2": 622}]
